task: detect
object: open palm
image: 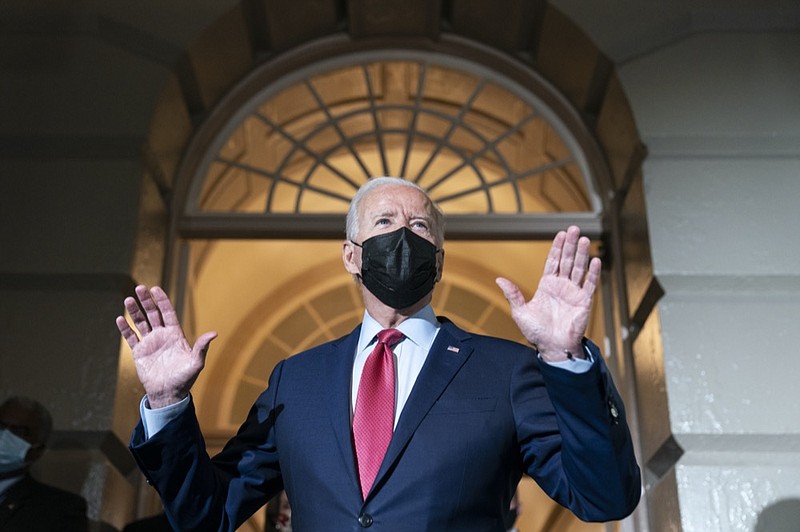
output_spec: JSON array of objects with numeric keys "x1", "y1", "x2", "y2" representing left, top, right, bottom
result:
[
  {"x1": 496, "y1": 226, "x2": 599, "y2": 361},
  {"x1": 116, "y1": 285, "x2": 217, "y2": 408}
]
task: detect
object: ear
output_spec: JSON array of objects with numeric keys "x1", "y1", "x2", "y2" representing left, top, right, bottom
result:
[
  {"x1": 342, "y1": 240, "x2": 361, "y2": 275},
  {"x1": 435, "y1": 249, "x2": 445, "y2": 283}
]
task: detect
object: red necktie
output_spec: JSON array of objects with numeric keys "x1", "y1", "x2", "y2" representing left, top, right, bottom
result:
[{"x1": 353, "y1": 328, "x2": 404, "y2": 499}]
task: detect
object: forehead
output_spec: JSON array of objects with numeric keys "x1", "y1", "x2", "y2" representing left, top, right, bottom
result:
[{"x1": 360, "y1": 185, "x2": 433, "y2": 217}]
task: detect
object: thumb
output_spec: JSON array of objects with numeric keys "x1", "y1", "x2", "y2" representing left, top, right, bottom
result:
[
  {"x1": 495, "y1": 277, "x2": 526, "y2": 309},
  {"x1": 192, "y1": 331, "x2": 218, "y2": 359}
]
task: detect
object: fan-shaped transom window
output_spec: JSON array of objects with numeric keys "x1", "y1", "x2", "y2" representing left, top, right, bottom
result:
[{"x1": 185, "y1": 52, "x2": 600, "y2": 222}]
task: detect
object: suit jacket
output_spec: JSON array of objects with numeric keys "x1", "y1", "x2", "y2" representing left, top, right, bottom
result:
[
  {"x1": 0, "y1": 474, "x2": 89, "y2": 532},
  {"x1": 130, "y1": 319, "x2": 641, "y2": 531}
]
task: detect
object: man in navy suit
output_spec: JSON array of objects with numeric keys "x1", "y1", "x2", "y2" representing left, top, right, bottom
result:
[{"x1": 118, "y1": 177, "x2": 641, "y2": 531}]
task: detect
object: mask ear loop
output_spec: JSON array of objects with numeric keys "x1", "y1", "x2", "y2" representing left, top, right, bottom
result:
[{"x1": 348, "y1": 240, "x2": 364, "y2": 283}]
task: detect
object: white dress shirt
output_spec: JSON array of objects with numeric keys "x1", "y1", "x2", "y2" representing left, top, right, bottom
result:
[{"x1": 352, "y1": 306, "x2": 441, "y2": 428}]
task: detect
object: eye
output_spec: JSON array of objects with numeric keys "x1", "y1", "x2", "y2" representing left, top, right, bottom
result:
[
  {"x1": 375, "y1": 218, "x2": 390, "y2": 226},
  {"x1": 411, "y1": 220, "x2": 429, "y2": 230}
]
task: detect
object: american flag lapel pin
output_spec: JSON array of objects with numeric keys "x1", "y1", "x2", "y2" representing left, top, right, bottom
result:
[{"x1": 447, "y1": 345, "x2": 460, "y2": 353}]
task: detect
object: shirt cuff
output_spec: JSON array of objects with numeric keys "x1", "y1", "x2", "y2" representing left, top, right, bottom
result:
[
  {"x1": 140, "y1": 395, "x2": 190, "y2": 439},
  {"x1": 537, "y1": 343, "x2": 594, "y2": 374}
]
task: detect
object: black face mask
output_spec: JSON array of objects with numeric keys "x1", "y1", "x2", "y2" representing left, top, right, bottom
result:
[{"x1": 351, "y1": 227, "x2": 441, "y2": 309}]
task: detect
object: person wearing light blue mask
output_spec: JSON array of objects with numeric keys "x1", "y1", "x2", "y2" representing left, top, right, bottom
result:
[
  {"x1": 0, "y1": 396, "x2": 88, "y2": 532},
  {"x1": 0, "y1": 425, "x2": 33, "y2": 475}
]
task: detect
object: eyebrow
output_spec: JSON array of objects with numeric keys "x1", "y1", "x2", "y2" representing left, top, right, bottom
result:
[{"x1": 370, "y1": 212, "x2": 433, "y2": 223}]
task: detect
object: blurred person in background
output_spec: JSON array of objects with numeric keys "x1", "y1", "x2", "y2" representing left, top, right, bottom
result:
[{"x1": 0, "y1": 395, "x2": 88, "y2": 532}]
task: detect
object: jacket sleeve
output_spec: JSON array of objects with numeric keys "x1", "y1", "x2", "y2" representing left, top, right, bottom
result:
[
  {"x1": 514, "y1": 339, "x2": 641, "y2": 522},
  {"x1": 129, "y1": 361, "x2": 286, "y2": 532}
]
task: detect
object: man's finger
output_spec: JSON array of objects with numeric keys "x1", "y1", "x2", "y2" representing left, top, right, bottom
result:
[
  {"x1": 570, "y1": 236, "x2": 591, "y2": 284},
  {"x1": 151, "y1": 286, "x2": 181, "y2": 327},
  {"x1": 124, "y1": 295, "x2": 151, "y2": 334},
  {"x1": 116, "y1": 315, "x2": 139, "y2": 349},
  {"x1": 558, "y1": 226, "x2": 580, "y2": 278},
  {"x1": 136, "y1": 285, "x2": 164, "y2": 329},
  {"x1": 192, "y1": 331, "x2": 219, "y2": 360},
  {"x1": 582, "y1": 257, "x2": 601, "y2": 296},
  {"x1": 543, "y1": 231, "x2": 566, "y2": 276},
  {"x1": 496, "y1": 277, "x2": 526, "y2": 309}
]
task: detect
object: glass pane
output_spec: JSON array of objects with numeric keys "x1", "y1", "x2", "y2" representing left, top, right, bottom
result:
[{"x1": 192, "y1": 57, "x2": 595, "y2": 216}]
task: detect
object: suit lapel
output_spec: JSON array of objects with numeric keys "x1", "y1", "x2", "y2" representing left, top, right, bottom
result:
[
  {"x1": 370, "y1": 321, "x2": 473, "y2": 498},
  {"x1": 0, "y1": 476, "x2": 33, "y2": 525},
  {"x1": 325, "y1": 326, "x2": 362, "y2": 494}
]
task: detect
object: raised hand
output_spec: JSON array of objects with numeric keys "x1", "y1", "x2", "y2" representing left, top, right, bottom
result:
[
  {"x1": 496, "y1": 226, "x2": 600, "y2": 362},
  {"x1": 116, "y1": 285, "x2": 217, "y2": 408}
]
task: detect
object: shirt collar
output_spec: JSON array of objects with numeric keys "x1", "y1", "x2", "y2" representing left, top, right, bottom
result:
[{"x1": 358, "y1": 305, "x2": 440, "y2": 354}]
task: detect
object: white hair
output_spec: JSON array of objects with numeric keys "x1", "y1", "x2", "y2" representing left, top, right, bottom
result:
[{"x1": 345, "y1": 177, "x2": 445, "y2": 244}]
